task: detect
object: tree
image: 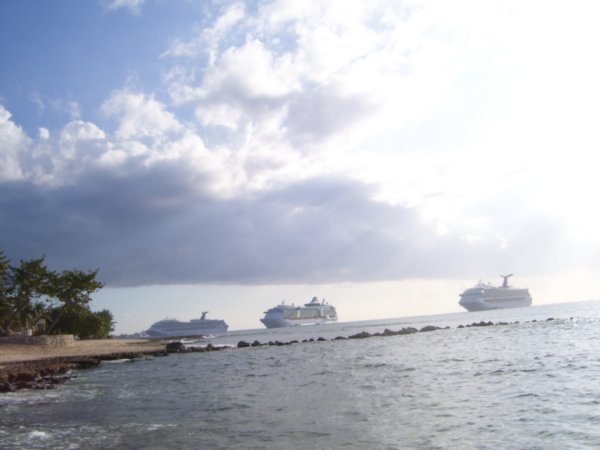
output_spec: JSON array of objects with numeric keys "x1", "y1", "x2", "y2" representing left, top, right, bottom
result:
[
  {"x1": 0, "y1": 252, "x2": 106, "y2": 337},
  {"x1": 0, "y1": 255, "x2": 52, "y2": 336},
  {"x1": 45, "y1": 269, "x2": 104, "y2": 335},
  {"x1": 48, "y1": 306, "x2": 114, "y2": 339}
]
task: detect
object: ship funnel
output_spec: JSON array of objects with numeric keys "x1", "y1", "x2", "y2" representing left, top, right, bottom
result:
[
  {"x1": 500, "y1": 274, "x2": 513, "y2": 288},
  {"x1": 201, "y1": 311, "x2": 209, "y2": 320}
]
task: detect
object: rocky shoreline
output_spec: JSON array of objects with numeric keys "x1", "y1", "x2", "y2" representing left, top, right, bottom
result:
[
  {"x1": 0, "y1": 350, "x2": 169, "y2": 393},
  {"x1": 1, "y1": 318, "x2": 558, "y2": 393}
]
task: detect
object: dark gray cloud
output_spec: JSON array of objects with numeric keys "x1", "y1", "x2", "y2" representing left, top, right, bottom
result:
[{"x1": 0, "y1": 158, "x2": 584, "y2": 287}]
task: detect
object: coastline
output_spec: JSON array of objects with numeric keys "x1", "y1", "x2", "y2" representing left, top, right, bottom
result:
[
  {"x1": 0, "y1": 339, "x2": 169, "y2": 392},
  {"x1": 0, "y1": 338, "x2": 166, "y2": 366},
  {"x1": 0, "y1": 317, "x2": 558, "y2": 392}
]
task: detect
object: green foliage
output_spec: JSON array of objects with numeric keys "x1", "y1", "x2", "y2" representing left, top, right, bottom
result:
[
  {"x1": 0, "y1": 251, "x2": 107, "y2": 338},
  {"x1": 48, "y1": 306, "x2": 115, "y2": 339}
]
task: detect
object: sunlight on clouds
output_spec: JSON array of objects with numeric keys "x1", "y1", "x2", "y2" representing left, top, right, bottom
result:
[
  {"x1": 0, "y1": 105, "x2": 28, "y2": 181},
  {"x1": 201, "y1": 39, "x2": 293, "y2": 101},
  {"x1": 59, "y1": 120, "x2": 106, "y2": 144},
  {"x1": 101, "y1": 91, "x2": 183, "y2": 140}
]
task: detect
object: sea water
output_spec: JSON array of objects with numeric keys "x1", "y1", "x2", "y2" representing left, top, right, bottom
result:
[{"x1": 1, "y1": 300, "x2": 599, "y2": 449}]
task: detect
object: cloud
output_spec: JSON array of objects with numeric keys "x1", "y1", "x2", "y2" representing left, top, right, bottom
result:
[
  {"x1": 60, "y1": 121, "x2": 106, "y2": 144},
  {"x1": 0, "y1": 105, "x2": 30, "y2": 181},
  {"x1": 1, "y1": 0, "x2": 598, "y2": 291},
  {"x1": 39, "y1": 128, "x2": 50, "y2": 140},
  {"x1": 1, "y1": 143, "x2": 595, "y2": 288},
  {"x1": 101, "y1": 91, "x2": 184, "y2": 141},
  {"x1": 102, "y1": 0, "x2": 145, "y2": 14}
]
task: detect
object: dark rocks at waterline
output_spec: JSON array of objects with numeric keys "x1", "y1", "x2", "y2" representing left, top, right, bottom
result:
[
  {"x1": 469, "y1": 321, "x2": 495, "y2": 327},
  {"x1": 233, "y1": 318, "x2": 560, "y2": 350},
  {"x1": 0, "y1": 365, "x2": 73, "y2": 393},
  {"x1": 166, "y1": 341, "x2": 187, "y2": 352},
  {"x1": 348, "y1": 331, "x2": 372, "y2": 339},
  {"x1": 398, "y1": 327, "x2": 419, "y2": 335},
  {"x1": 0, "y1": 351, "x2": 169, "y2": 392}
]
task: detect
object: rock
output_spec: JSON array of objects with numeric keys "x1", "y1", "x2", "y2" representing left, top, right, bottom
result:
[
  {"x1": 165, "y1": 341, "x2": 186, "y2": 353},
  {"x1": 317, "y1": 337, "x2": 327, "y2": 341},
  {"x1": 333, "y1": 336, "x2": 346, "y2": 340},
  {"x1": 420, "y1": 325, "x2": 440, "y2": 332},
  {"x1": 14, "y1": 372, "x2": 37, "y2": 383},
  {"x1": 348, "y1": 331, "x2": 371, "y2": 339},
  {"x1": 0, "y1": 383, "x2": 15, "y2": 393},
  {"x1": 237, "y1": 341, "x2": 250, "y2": 348},
  {"x1": 251, "y1": 340, "x2": 262, "y2": 347},
  {"x1": 70, "y1": 358, "x2": 101, "y2": 368},
  {"x1": 398, "y1": 327, "x2": 418, "y2": 335}
]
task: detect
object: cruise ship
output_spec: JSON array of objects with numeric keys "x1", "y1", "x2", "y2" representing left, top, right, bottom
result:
[
  {"x1": 260, "y1": 297, "x2": 338, "y2": 328},
  {"x1": 459, "y1": 274, "x2": 532, "y2": 312},
  {"x1": 145, "y1": 312, "x2": 228, "y2": 337}
]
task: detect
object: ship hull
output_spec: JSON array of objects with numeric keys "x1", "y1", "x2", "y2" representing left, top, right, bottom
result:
[
  {"x1": 146, "y1": 320, "x2": 228, "y2": 337},
  {"x1": 260, "y1": 297, "x2": 337, "y2": 328},
  {"x1": 459, "y1": 284, "x2": 532, "y2": 312},
  {"x1": 260, "y1": 316, "x2": 337, "y2": 329},
  {"x1": 459, "y1": 297, "x2": 532, "y2": 312}
]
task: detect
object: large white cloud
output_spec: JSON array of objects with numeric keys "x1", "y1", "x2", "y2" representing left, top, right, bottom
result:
[{"x1": 0, "y1": 105, "x2": 29, "y2": 181}]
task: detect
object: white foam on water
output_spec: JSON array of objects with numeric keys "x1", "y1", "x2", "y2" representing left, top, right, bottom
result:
[{"x1": 28, "y1": 430, "x2": 50, "y2": 440}]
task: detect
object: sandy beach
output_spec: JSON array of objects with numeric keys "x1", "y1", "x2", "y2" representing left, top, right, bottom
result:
[{"x1": 0, "y1": 339, "x2": 166, "y2": 366}]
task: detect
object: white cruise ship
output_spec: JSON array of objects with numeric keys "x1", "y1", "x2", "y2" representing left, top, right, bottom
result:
[
  {"x1": 145, "y1": 312, "x2": 228, "y2": 337},
  {"x1": 260, "y1": 297, "x2": 338, "y2": 328},
  {"x1": 459, "y1": 274, "x2": 532, "y2": 312}
]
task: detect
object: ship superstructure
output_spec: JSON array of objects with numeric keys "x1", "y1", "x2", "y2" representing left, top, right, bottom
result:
[
  {"x1": 260, "y1": 297, "x2": 337, "y2": 328},
  {"x1": 459, "y1": 274, "x2": 532, "y2": 312},
  {"x1": 145, "y1": 312, "x2": 228, "y2": 337}
]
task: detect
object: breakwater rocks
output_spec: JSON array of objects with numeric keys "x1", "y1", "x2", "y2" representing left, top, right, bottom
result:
[
  {"x1": 234, "y1": 318, "x2": 557, "y2": 349},
  {"x1": 0, "y1": 350, "x2": 168, "y2": 393}
]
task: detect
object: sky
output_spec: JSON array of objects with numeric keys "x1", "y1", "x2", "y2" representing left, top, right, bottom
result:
[{"x1": 1, "y1": 0, "x2": 598, "y2": 334}]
